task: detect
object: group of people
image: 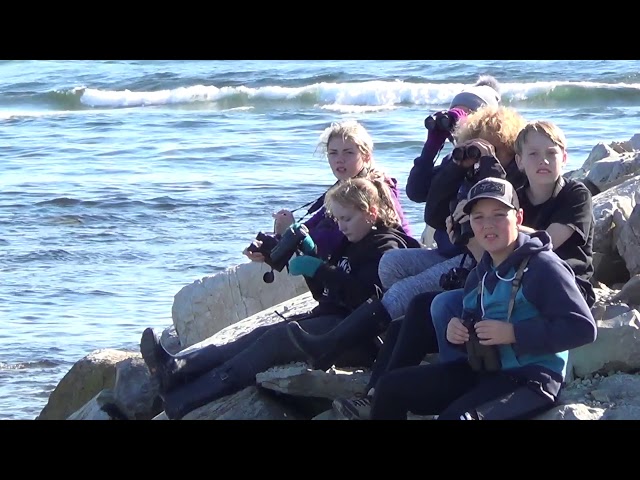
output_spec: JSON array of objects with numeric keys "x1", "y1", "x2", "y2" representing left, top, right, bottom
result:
[{"x1": 139, "y1": 75, "x2": 598, "y2": 421}]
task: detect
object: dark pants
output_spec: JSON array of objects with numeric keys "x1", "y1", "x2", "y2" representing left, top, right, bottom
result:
[
  {"x1": 370, "y1": 361, "x2": 555, "y2": 420},
  {"x1": 199, "y1": 315, "x2": 344, "y2": 368},
  {"x1": 196, "y1": 313, "x2": 377, "y2": 395},
  {"x1": 162, "y1": 312, "x2": 381, "y2": 419},
  {"x1": 367, "y1": 291, "x2": 441, "y2": 391}
]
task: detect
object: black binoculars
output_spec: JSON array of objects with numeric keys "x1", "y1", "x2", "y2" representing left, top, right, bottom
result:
[
  {"x1": 424, "y1": 111, "x2": 454, "y2": 132},
  {"x1": 247, "y1": 223, "x2": 312, "y2": 283},
  {"x1": 461, "y1": 311, "x2": 502, "y2": 373},
  {"x1": 439, "y1": 266, "x2": 470, "y2": 291},
  {"x1": 452, "y1": 144, "x2": 482, "y2": 164}
]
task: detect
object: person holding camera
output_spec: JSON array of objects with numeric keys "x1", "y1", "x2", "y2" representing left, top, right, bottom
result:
[
  {"x1": 368, "y1": 177, "x2": 597, "y2": 420},
  {"x1": 432, "y1": 120, "x2": 596, "y2": 366},
  {"x1": 243, "y1": 120, "x2": 411, "y2": 267},
  {"x1": 139, "y1": 176, "x2": 420, "y2": 420}
]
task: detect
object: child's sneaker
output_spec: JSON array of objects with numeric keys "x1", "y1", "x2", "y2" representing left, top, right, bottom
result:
[{"x1": 333, "y1": 394, "x2": 372, "y2": 420}]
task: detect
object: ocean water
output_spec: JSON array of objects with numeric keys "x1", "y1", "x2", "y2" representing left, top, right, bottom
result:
[{"x1": 2, "y1": 60, "x2": 640, "y2": 420}]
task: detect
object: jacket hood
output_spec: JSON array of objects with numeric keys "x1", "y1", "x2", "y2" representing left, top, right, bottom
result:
[{"x1": 477, "y1": 231, "x2": 552, "y2": 286}]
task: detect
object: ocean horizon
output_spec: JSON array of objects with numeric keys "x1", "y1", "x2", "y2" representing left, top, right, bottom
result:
[{"x1": 2, "y1": 60, "x2": 640, "y2": 420}]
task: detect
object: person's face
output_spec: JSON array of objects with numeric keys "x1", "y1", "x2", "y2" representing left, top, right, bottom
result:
[
  {"x1": 327, "y1": 136, "x2": 369, "y2": 181},
  {"x1": 330, "y1": 202, "x2": 375, "y2": 243},
  {"x1": 480, "y1": 132, "x2": 514, "y2": 169},
  {"x1": 516, "y1": 131, "x2": 566, "y2": 187},
  {"x1": 469, "y1": 198, "x2": 522, "y2": 262}
]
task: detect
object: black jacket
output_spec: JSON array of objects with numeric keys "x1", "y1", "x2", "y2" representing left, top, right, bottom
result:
[
  {"x1": 425, "y1": 156, "x2": 527, "y2": 231},
  {"x1": 305, "y1": 223, "x2": 421, "y2": 317}
]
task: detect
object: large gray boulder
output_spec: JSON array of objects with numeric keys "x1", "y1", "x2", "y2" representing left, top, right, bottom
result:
[{"x1": 172, "y1": 261, "x2": 309, "y2": 348}]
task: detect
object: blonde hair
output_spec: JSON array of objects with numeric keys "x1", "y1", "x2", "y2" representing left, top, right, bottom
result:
[
  {"x1": 454, "y1": 105, "x2": 527, "y2": 158},
  {"x1": 324, "y1": 177, "x2": 400, "y2": 228},
  {"x1": 315, "y1": 120, "x2": 376, "y2": 167},
  {"x1": 514, "y1": 120, "x2": 567, "y2": 155}
]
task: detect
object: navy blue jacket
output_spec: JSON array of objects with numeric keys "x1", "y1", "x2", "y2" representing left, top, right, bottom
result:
[{"x1": 461, "y1": 232, "x2": 597, "y2": 397}]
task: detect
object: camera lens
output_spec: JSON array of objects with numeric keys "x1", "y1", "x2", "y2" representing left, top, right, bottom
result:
[
  {"x1": 437, "y1": 114, "x2": 451, "y2": 131},
  {"x1": 424, "y1": 115, "x2": 435, "y2": 131},
  {"x1": 452, "y1": 147, "x2": 465, "y2": 162},
  {"x1": 466, "y1": 145, "x2": 481, "y2": 159}
]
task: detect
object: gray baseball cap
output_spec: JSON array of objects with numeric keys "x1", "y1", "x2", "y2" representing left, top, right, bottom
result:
[{"x1": 463, "y1": 178, "x2": 519, "y2": 214}]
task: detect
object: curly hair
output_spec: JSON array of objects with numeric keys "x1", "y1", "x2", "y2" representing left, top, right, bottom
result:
[{"x1": 454, "y1": 105, "x2": 527, "y2": 156}]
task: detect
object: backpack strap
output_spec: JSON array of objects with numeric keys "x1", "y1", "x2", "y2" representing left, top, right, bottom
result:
[{"x1": 506, "y1": 255, "x2": 531, "y2": 322}]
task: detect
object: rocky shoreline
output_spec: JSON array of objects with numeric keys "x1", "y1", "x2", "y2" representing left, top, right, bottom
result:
[{"x1": 36, "y1": 135, "x2": 640, "y2": 420}]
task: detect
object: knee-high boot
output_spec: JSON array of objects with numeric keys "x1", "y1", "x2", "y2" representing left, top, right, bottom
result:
[
  {"x1": 140, "y1": 328, "x2": 226, "y2": 393},
  {"x1": 161, "y1": 323, "x2": 299, "y2": 420},
  {"x1": 286, "y1": 297, "x2": 392, "y2": 372},
  {"x1": 161, "y1": 365, "x2": 244, "y2": 420}
]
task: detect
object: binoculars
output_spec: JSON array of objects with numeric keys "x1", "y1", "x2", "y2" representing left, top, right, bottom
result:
[
  {"x1": 247, "y1": 223, "x2": 312, "y2": 283},
  {"x1": 461, "y1": 311, "x2": 502, "y2": 373},
  {"x1": 424, "y1": 111, "x2": 455, "y2": 132},
  {"x1": 439, "y1": 266, "x2": 471, "y2": 291},
  {"x1": 452, "y1": 145, "x2": 482, "y2": 164}
]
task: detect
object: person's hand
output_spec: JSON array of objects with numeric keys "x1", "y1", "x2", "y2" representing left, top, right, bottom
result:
[
  {"x1": 288, "y1": 255, "x2": 323, "y2": 277},
  {"x1": 298, "y1": 231, "x2": 316, "y2": 256},
  {"x1": 447, "y1": 107, "x2": 468, "y2": 123},
  {"x1": 452, "y1": 199, "x2": 469, "y2": 225},
  {"x1": 474, "y1": 320, "x2": 515, "y2": 346},
  {"x1": 447, "y1": 317, "x2": 470, "y2": 345},
  {"x1": 243, "y1": 241, "x2": 266, "y2": 263},
  {"x1": 454, "y1": 138, "x2": 496, "y2": 168},
  {"x1": 446, "y1": 215, "x2": 455, "y2": 244},
  {"x1": 273, "y1": 209, "x2": 295, "y2": 235}
]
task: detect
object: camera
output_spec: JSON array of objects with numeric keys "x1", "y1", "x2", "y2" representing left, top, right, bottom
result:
[
  {"x1": 439, "y1": 266, "x2": 470, "y2": 291},
  {"x1": 424, "y1": 110, "x2": 455, "y2": 132},
  {"x1": 246, "y1": 223, "x2": 313, "y2": 283},
  {"x1": 449, "y1": 153, "x2": 508, "y2": 247},
  {"x1": 461, "y1": 310, "x2": 501, "y2": 373}
]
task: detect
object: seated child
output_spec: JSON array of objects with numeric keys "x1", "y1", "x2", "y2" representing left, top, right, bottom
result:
[{"x1": 368, "y1": 177, "x2": 597, "y2": 420}]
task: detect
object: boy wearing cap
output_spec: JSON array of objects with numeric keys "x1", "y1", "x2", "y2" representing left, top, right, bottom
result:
[
  {"x1": 368, "y1": 177, "x2": 596, "y2": 420},
  {"x1": 432, "y1": 120, "x2": 595, "y2": 365}
]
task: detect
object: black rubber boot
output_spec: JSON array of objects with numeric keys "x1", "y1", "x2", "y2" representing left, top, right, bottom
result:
[
  {"x1": 286, "y1": 297, "x2": 392, "y2": 371},
  {"x1": 161, "y1": 320, "x2": 309, "y2": 418},
  {"x1": 162, "y1": 367, "x2": 239, "y2": 420},
  {"x1": 140, "y1": 327, "x2": 225, "y2": 393}
]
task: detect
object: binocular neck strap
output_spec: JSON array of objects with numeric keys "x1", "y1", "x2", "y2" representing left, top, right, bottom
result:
[
  {"x1": 290, "y1": 193, "x2": 327, "y2": 223},
  {"x1": 478, "y1": 255, "x2": 531, "y2": 323},
  {"x1": 506, "y1": 256, "x2": 531, "y2": 322}
]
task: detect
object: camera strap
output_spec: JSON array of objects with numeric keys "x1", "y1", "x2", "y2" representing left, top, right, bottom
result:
[
  {"x1": 478, "y1": 254, "x2": 531, "y2": 322},
  {"x1": 272, "y1": 192, "x2": 327, "y2": 233},
  {"x1": 506, "y1": 256, "x2": 531, "y2": 322}
]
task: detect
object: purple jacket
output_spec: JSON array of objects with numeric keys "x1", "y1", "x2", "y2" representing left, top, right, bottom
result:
[{"x1": 304, "y1": 175, "x2": 412, "y2": 260}]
